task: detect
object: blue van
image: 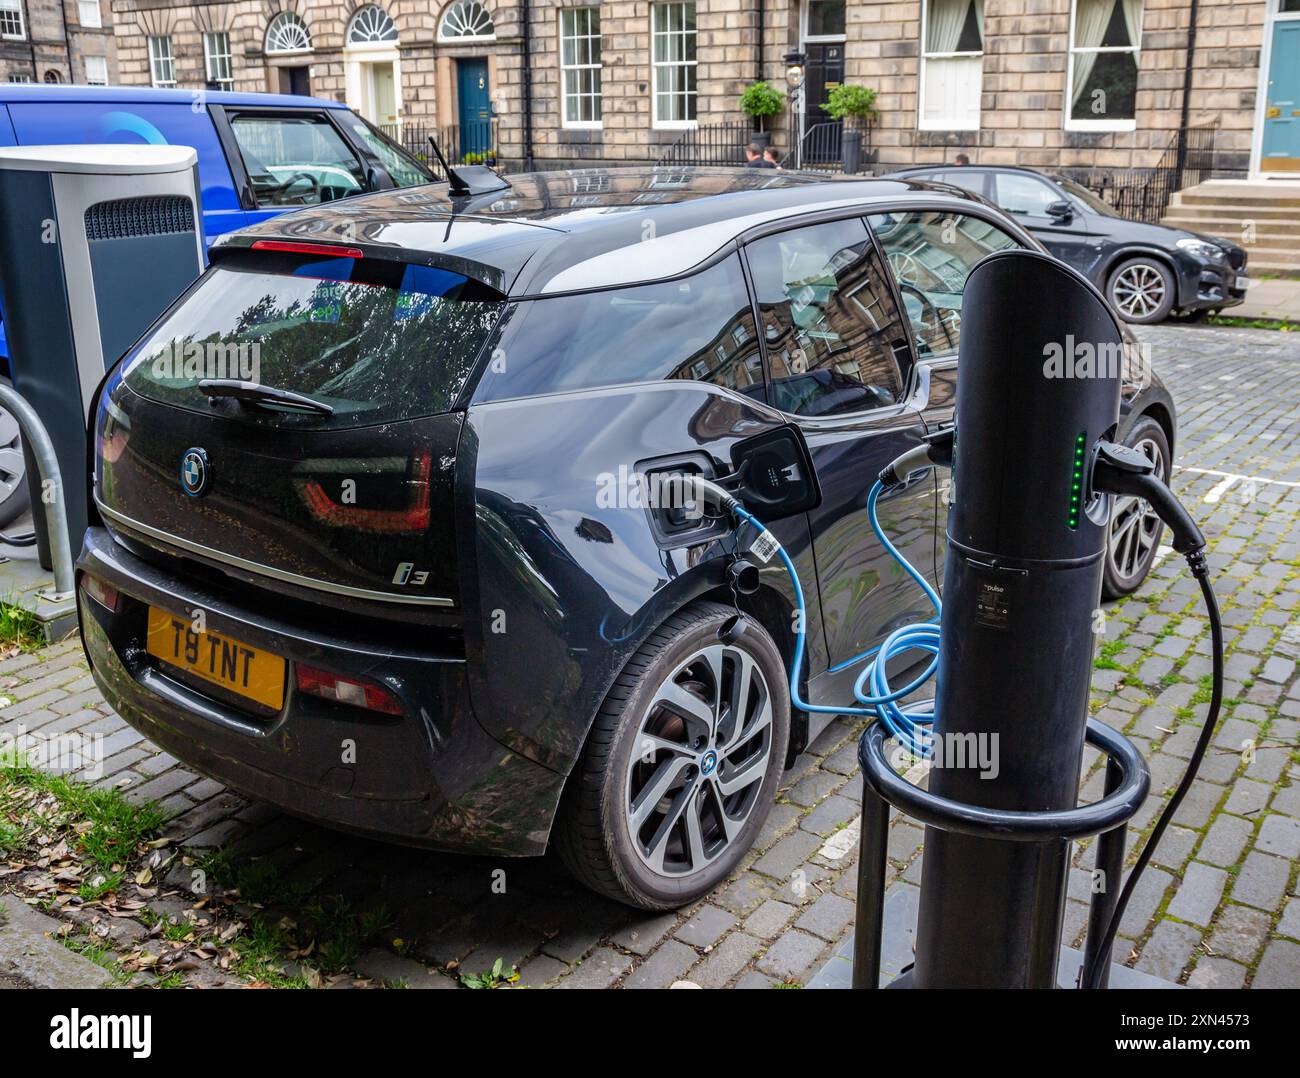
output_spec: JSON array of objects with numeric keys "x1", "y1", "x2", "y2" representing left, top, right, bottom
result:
[{"x1": 0, "y1": 84, "x2": 434, "y2": 523}]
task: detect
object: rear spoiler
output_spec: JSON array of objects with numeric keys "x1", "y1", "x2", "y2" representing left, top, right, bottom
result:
[{"x1": 208, "y1": 234, "x2": 511, "y2": 295}]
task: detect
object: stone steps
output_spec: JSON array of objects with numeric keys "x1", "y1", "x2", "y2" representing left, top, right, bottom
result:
[{"x1": 1162, "y1": 182, "x2": 1300, "y2": 278}]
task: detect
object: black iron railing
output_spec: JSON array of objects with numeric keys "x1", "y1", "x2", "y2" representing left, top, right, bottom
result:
[
  {"x1": 783, "y1": 121, "x2": 842, "y2": 172},
  {"x1": 655, "y1": 121, "x2": 752, "y2": 167},
  {"x1": 1058, "y1": 121, "x2": 1219, "y2": 224},
  {"x1": 380, "y1": 120, "x2": 498, "y2": 171}
]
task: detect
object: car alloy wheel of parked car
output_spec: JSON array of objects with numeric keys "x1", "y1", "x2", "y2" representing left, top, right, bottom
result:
[
  {"x1": 1107, "y1": 257, "x2": 1177, "y2": 325},
  {"x1": 1103, "y1": 415, "x2": 1171, "y2": 599},
  {"x1": 556, "y1": 603, "x2": 790, "y2": 910},
  {"x1": 0, "y1": 378, "x2": 29, "y2": 528}
]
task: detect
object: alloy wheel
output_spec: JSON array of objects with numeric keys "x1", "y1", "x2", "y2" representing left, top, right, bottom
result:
[
  {"x1": 1107, "y1": 436, "x2": 1165, "y2": 586},
  {"x1": 625, "y1": 642, "x2": 773, "y2": 877},
  {"x1": 0, "y1": 404, "x2": 26, "y2": 506},
  {"x1": 1111, "y1": 263, "x2": 1167, "y2": 320}
]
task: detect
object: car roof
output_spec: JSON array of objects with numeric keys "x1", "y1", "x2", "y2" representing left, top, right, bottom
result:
[
  {"x1": 0, "y1": 84, "x2": 347, "y2": 110},
  {"x1": 213, "y1": 165, "x2": 998, "y2": 297},
  {"x1": 893, "y1": 163, "x2": 1064, "y2": 180}
]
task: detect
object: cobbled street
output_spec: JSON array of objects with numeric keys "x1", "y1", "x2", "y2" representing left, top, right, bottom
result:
[{"x1": 2, "y1": 322, "x2": 1297, "y2": 989}]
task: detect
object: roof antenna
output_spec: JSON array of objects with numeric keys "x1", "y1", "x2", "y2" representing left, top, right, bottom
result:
[{"x1": 428, "y1": 136, "x2": 471, "y2": 198}]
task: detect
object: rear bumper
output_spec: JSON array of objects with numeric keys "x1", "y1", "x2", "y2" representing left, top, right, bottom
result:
[{"x1": 77, "y1": 527, "x2": 564, "y2": 856}]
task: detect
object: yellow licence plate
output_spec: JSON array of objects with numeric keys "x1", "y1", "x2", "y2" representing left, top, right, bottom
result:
[{"x1": 146, "y1": 607, "x2": 286, "y2": 711}]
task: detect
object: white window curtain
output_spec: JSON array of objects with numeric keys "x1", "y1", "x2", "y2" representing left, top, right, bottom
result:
[
  {"x1": 926, "y1": 0, "x2": 970, "y2": 53},
  {"x1": 1120, "y1": 0, "x2": 1143, "y2": 60},
  {"x1": 1071, "y1": 0, "x2": 1113, "y2": 108}
]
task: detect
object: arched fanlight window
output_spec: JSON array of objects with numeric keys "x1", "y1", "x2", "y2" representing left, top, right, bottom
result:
[
  {"x1": 347, "y1": 5, "x2": 398, "y2": 44},
  {"x1": 44, "y1": 69, "x2": 62, "y2": 83},
  {"x1": 265, "y1": 11, "x2": 312, "y2": 54},
  {"x1": 438, "y1": 1, "x2": 495, "y2": 41}
]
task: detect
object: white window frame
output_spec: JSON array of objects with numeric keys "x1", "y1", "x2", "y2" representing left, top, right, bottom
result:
[
  {"x1": 0, "y1": 0, "x2": 25, "y2": 42},
  {"x1": 438, "y1": 1, "x2": 497, "y2": 44},
  {"x1": 148, "y1": 35, "x2": 176, "y2": 88},
  {"x1": 83, "y1": 55, "x2": 108, "y2": 86},
  {"x1": 1064, "y1": 0, "x2": 1142, "y2": 132},
  {"x1": 204, "y1": 31, "x2": 235, "y2": 88},
  {"x1": 560, "y1": 6, "x2": 602, "y2": 129},
  {"x1": 918, "y1": 0, "x2": 983, "y2": 131},
  {"x1": 265, "y1": 12, "x2": 313, "y2": 56},
  {"x1": 800, "y1": 0, "x2": 847, "y2": 44},
  {"x1": 78, "y1": 1, "x2": 102, "y2": 29},
  {"x1": 347, "y1": 5, "x2": 399, "y2": 45},
  {"x1": 651, "y1": 1, "x2": 697, "y2": 130}
]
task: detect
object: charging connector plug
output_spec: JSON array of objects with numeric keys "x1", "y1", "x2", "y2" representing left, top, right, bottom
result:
[
  {"x1": 1091, "y1": 441, "x2": 1205, "y2": 561},
  {"x1": 877, "y1": 425, "x2": 955, "y2": 491}
]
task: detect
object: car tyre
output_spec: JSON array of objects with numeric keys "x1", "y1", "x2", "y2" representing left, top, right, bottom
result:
[
  {"x1": 1106, "y1": 257, "x2": 1176, "y2": 324},
  {"x1": 0, "y1": 378, "x2": 30, "y2": 529},
  {"x1": 555, "y1": 601, "x2": 790, "y2": 910},
  {"x1": 1102, "y1": 415, "x2": 1171, "y2": 599}
]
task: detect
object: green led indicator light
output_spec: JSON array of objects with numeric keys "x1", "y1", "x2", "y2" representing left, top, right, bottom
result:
[{"x1": 1068, "y1": 432, "x2": 1087, "y2": 529}]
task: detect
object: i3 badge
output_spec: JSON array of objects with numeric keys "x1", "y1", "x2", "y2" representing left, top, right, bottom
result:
[{"x1": 180, "y1": 448, "x2": 210, "y2": 497}]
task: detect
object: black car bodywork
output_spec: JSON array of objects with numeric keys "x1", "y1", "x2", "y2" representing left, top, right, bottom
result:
[
  {"x1": 77, "y1": 168, "x2": 1177, "y2": 859},
  {"x1": 888, "y1": 164, "x2": 1248, "y2": 319}
]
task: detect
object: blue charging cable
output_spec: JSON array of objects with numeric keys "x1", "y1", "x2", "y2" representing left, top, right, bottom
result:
[{"x1": 731, "y1": 480, "x2": 941, "y2": 759}]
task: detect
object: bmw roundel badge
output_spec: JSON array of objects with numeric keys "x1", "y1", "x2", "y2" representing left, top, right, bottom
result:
[{"x1": 180, "y1": 448, "x2": 210, "y2": 497}]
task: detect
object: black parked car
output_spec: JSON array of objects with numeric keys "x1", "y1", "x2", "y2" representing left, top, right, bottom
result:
[
  {"x1": 888, "y1": 164, "x2": 1249, "y2": 324},
  {"x1": 78, "y1": 168, "x2": 1177, "y2": 909}
]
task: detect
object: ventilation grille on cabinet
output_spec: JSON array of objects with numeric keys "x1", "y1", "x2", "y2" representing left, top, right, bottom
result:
[{"x1": 84, "y1": 196, "x2": 196, "y2": 241}]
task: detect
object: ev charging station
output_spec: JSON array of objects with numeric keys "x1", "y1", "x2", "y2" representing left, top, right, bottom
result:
[
  {"x1": 702, "y1": 249, "x2": 1222, "y2": 991},
  {"x1": 0, "y1": 144, "x2": 204, "y2": 572}
]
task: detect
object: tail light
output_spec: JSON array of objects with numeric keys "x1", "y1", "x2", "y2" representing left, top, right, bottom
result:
[
  {"x1": 298, "y1": 452, "x2": 433, "y2": 534},
  {"x1": 295, "y1": 663, "x2": 403, "y2": 716},
  {"x1": 80, "y1": 574, "x2": 121, "y2": 613}
]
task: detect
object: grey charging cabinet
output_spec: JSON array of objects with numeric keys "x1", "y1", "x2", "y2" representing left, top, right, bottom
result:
[{"x1": 0, "y1": 145, "x2": 204, "y2": 569}]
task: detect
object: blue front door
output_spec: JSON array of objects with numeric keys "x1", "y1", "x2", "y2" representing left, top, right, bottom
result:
[
  {"x1": 456, "y1": 59, "x2": 492, "y2": 160},
  {"x1": 1263, "y1": 18, "x2": 1300, "y2": 171}
]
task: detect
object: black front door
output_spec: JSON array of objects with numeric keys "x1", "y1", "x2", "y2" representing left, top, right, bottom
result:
[
  {"x1": 803, "y1": 43, "x2": 844, "y2": 164},
  {"x1": 279, "y1": 66, "x2": 310, "y2": 96}
]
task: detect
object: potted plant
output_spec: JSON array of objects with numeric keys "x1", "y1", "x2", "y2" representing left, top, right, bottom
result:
[
  {"x1": 820, "y1": 83, "x2": 879, "y2": 131},
  {"x1": 820, "y1": 84, "x2": 879, "y2": 174},
  {"x1": 740, "y1": 80, "x2": 785, "y2": 148}
]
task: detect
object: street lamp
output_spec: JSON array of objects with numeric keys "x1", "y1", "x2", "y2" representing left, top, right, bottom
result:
[{"x1": 784, "y1": 50, "x2": 806, "y2": 169}]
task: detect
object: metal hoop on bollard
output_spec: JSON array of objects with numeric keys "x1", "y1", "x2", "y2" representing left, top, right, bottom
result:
[
  {"x1": 0, "y1": 382, "x2": 75, "y2": 599},
  {"x1": 852, "y1": 716, "x2": 1150, "y2": 989}
]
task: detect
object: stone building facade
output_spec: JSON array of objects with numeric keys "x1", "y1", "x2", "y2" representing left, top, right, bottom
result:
[
  {"x1": 1, "y1": 1, "x2": 119, "y2": 86},
  {"x1": 103, "y1": 0, "x2": 1298, "y2": 177}
]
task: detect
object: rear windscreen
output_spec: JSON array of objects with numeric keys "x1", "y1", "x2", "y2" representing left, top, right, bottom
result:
[{"x1": 120, "y1": 252, "x2": 506, "y2": 429}]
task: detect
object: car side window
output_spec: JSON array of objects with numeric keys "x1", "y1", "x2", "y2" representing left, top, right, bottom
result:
[
  {"x1": 868, "y1": 211, "x2": 1020, "y2": 359},
  {"x1": 744, "y1": 219, "x2": 907, "y2": 418},
  {"x1": 994, "y1": 173, "x2": 1059, "y2": 217},
  {"x1": 934, "y1": 170, "x2": 990, "y2": 199},
  {"x1": 342, "y1": 115, "x2": 433, "y2": 188},
  {"x1": 472, "y1": 254, "x2": 765, "y2": 402},
  {"x1": 229, "y1": 113, "x2": 367, "y2": 207}
]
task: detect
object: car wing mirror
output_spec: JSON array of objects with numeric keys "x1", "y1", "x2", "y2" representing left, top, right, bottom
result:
[
  {"x1": 724, "y1": 425, "x2": 822, "y2": 522},
  {"x1": 1046, "y1": 199, "x2": 1073, "y2": 221}
]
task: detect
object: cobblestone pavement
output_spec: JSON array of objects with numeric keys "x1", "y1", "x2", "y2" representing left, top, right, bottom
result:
[{"x1": 1, "y1": 323, "x2": 1297, "y2": 989}]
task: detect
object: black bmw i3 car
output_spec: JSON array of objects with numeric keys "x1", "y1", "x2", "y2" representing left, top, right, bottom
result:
[{"x1": 78, "y1": 167, "x2": 1177, "y2": 910}]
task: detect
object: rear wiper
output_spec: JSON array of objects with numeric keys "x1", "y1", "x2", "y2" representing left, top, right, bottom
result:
[{"x1": 199, "y1": 379, "x2": 334, "y2": 416}]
